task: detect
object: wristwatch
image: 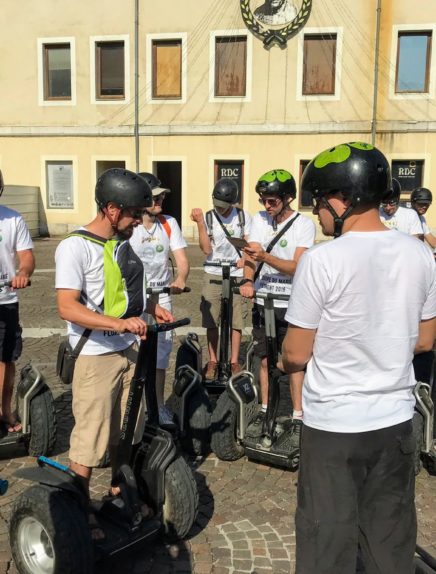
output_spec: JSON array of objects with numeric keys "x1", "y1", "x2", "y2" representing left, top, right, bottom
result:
[{"x1": 238, "y1": 278, "x2": 254, "y2": 286}]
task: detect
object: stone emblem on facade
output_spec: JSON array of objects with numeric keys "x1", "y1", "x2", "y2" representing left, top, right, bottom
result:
[{"x1": 240, "y1": 0, "x2": 312, "y2": 47}]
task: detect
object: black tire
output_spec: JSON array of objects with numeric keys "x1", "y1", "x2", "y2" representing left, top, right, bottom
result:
[
  {"x1": 163, "y1": 456, "x2": 198, "y2": 541},
  {"x1": 210, "y1": 391, "x2": 244, "y2": 461},
  {"x1": 413, "y1": 411, "x2": 424, "y2": 476},
  {"x1": 10, "y1": 484, "x2": 93, "y2": 574},
  {"x1": 27, "y1": 386, "x2": 57, "y2": 457}
]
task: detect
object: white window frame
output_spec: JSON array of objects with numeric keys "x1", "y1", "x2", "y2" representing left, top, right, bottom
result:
[
  {"x1": 37, "y1": 37, "x2": 76, "y2": 107},
  {"x1": 389, "y1": 24, "x2": 436, "y2": 101},
  {"x1": 91, "y1": 155, "x2": 131, "y2": 216},
  {"x1": 90, "y1": 34, "x2": 130, "y2": 105},
  {"x1": 209, "y1": 30, "x2": 253, "y2": 103},
  {"x1": 146, "y1": 33, "x2": 187, "y2": 104},
  {"x1": 148, "y1": 156, "x2": 188, "y2": 225},
  {"x1": 296, "y1": 27, "x2": 343, "y2": 102},
  {"x1": 41, "y1": 156, "x2": 78, "y2": 213}
]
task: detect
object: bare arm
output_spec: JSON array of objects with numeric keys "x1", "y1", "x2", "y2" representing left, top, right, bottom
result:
[
  {"x1": 414, "y1": 317, "x2": 436, "y2": 354},
  {"x1": 244, "y1": 244, "x2": 308, "y2": 277},
  {"x1": 12, "y1": 249, "x2": 35, "y2": 288},
  {"x1": 190, "y1": 209, "x2": 212, "y2": 256},
  {"x1": 281, "y1": 324, "x2": 316, "y2": 373},
  {"x1": 57, "y1": 289, "x2": 148, "y2": 338},
  {"x1": 424, "y1": 232, "x2": 436, "y2": 249},
  {"x1": 170, "y1": 247, "x2": 190, "y2": 291}
]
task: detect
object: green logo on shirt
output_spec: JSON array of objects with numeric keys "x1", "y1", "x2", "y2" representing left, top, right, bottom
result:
[
  {"x1": 279, "y1": 239, "x2": 288, "y2": 247},
  {"x1": 156, "y1": 244, "x2": 164, "y2": 253}
]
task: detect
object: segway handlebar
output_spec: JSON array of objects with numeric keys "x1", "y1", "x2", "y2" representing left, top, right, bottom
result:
[
  {"x1": 148, "y1": 318, "x2": 190, "y2": 333},
  {"x1": 233, "y1": 286, "x2": 289, "y2": 302},
  {"x1": 0, "y1": 280, "x2": 31, "y2": 287},
  {"x1": 203, "y1": 261, "x2": 237, "y2": 268},
  {"x1": 146, "y1": 286, "x2": 191, "y2": 295}
]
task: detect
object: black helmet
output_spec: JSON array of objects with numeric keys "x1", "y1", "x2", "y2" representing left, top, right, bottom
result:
[
  {"x1": 0, "y1": 170, "x2": 4, "y2": 197},
  {"x1": 255, "y1": 169, "x2": 296, "y2": 199},
  {"x1": 213, "y1": 178, "x2": 239, "y2": 208},
  {"x1": 95, "y1": 168, "x2": 152, "y2": 210},
  {"x1": 138, "y1": 172, "x2": 170, "y2": 195},
  {"x1": 383, "y1": 178, "x2": 401, "y2": 203},
  {"x1": 301, "y1": 142, "x2": 391, "y2": 207},
  {"x1": 411, "y1": 187, "x2": 432, "y2": 204}
]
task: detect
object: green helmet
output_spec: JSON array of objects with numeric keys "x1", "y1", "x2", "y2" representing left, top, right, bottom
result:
[
  {"x1": 301, "y1": 142, "x2": 391, "y2": 207},
  {"x1": 95, "y1": 168, "x2": 152, "y2": 210},
  {"x1": 255, "y1": 169, "x2": 296, "y2": 199}
]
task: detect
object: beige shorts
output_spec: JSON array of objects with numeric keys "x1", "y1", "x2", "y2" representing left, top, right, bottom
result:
[
  {"x1": 69, "y1": 343, "x2": 145, "y2": 467},
  {"x1": 200, "y1": 273, "x2": 245, "y2": 330}
]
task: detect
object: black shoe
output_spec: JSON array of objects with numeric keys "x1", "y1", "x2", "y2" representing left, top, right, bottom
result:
[
  {"x1": 289, "y1": 419, "x2": 302, "y2": 450},
  {"x1": 246, "y1": 409, "x2": 266, "y2": 438}
]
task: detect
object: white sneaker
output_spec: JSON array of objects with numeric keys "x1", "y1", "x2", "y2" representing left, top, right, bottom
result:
[{"x1": 158, "y1": 405, "x2": 174, "y2": 425}]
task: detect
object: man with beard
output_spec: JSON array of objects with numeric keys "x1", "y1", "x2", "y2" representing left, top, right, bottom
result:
[
  {"x1": 55, "y1": 169, "x2": 172, "y2": 539},
  {"x1": 254, "y1": 0, "x2": 297, "y2": 25}
]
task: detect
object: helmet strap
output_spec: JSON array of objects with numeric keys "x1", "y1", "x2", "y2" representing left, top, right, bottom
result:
[
  {"x1": 273, "y1": 198, "x2": 292, "y2": 230},
  {"x1": 322, "y1": 198, "x2": 353, "y2": 238}
]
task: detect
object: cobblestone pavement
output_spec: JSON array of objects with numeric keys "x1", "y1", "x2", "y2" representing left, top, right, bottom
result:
[{"x1": 0, "y1": 238, "x2": 434, "y2": 574}]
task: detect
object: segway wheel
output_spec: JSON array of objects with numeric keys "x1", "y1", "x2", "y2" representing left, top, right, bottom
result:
[
  {"x1": 163, "y1": 456, "x2": 198, "y2": 541},
  {"x1": 210, "y1": 391, "x2": 244, "y2": 461},
  {"x1": 10, "y1": 485, "x2": 93, "y2": 574},
  {"x1": 413, "y1": 411, "x2": 424, "y2": 476},
  {"x1": 26, "y1": 385, "x2": 57, "y2": 457}
]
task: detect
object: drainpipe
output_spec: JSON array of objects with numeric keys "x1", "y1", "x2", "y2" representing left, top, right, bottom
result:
[
  {"x1": 371, "y1": 0, "x2": 382, "y2": 145},
  {"x1": 134, "y1": 0, "x2": 140, "y2": 171}
]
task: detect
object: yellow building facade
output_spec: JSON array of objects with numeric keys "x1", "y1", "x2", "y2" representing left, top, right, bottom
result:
[{"x1": 0, "y1": 0, "x2": 435, "y2": 237}]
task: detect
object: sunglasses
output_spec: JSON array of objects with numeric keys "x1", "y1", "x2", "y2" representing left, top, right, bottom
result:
[
  {"x1": 153, "y1": 193, "x2": 167, "y2": 203},
  {"x1": 259, "y1": 197, "x2": 281, "y2": 207},
  {"x1": 381, "y1": 200, "x2": 399, "y2": 206},
  {"x1": 414, "y1": 202, "x2": 430, "y2": 208},
  {"x1": 124, "y1": 207, "x2": 146, "y2": 219}
]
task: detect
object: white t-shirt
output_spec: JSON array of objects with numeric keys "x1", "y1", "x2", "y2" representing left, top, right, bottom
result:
[
  {"x1": 204, "y1": 208, "x2": 252, "y2": 278},
  {"x1": 248, "y1": 211, "x2": 316, "y2": 308},
  {"x1": 285, "y1": 229, "x2": 436, "y2": 433},
  {"x1": 130, "y1": 216, "x2": 187, "y2": 305},
  {"x1": 379, "y1": 205, "x2": 423, "y2": 235},
  {"x1": 55, "y1": 231, "x2": 136, "y2": 355},
  {"x1": 0, "y1": 206, "x2": 33, "y2": 305}
]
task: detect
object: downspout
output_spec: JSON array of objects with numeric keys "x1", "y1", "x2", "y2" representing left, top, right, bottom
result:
[
  {"x1": 371, "y1": 0, "x2": 382, "y2": 145},
  {"x1": 134, "y1": 0, "x2": 140, "y2": 171}
]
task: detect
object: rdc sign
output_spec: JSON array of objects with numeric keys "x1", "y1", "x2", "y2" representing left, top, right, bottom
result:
[
  {"x1": 216, "y1": 161, "x2": 243, "y2": 203},
  {"x1": 392, "y1": 160, "x2": 424, "y2": 192}
]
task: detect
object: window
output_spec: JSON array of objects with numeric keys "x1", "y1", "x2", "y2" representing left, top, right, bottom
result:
[
  {"x1": 391, "y1": 160, "x2": 424, "y2": 196},
  {"x1": 303, "y1": 34, "x2": 337, "y2": 95},
  {"x1": 214, "y1": 160, "x2": 244, "y2": 205},
  {"x1": 46, "y1": 161, "x2": 74, "y2": 209},
  {"x1": 396, "y1": 32, "x2": 432, "y2": 93},
  {"x1": 152, "y1": 39, "x2": 182, "y2": 99},
  {"x1": 43, "y1": 43, "x2": 71, "y2": 100},
  {"x1": 95, "y1": 41, "x2": 125, "y2": 99},
  {"x1": 215, "y1": 36, "x2": 247, "y2": 97},
  {"x1": 299, "y1": 160, "x2": 312, "y2": 209}
]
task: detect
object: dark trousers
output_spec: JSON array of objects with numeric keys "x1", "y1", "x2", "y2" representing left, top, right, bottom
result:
[{"x1": 296, "y1": 420, "x2": 416, "y2": 574}]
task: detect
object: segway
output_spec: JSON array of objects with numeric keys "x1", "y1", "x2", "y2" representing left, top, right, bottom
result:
[
  {"x1": 0, "y1": 281, "x2": 56, "y2": 457},
  {"x1": 415, "y1": 545, "x2": 436, "y2": 573},
  {"x1": 146, "y1": 286, "x2": 212, "y2": 457},
  {"x1": 168, "y1": 261, "x2": 240, "y2": 455},
  {"x1": 413, "y1": 350, "x2": 436, "y2": 475},
  {"x1": 9, "y1": 319, "x2": 199, "y2": 574},
  {"x1": 211, "y1": 291, "x2": 299, "y2": 470}
]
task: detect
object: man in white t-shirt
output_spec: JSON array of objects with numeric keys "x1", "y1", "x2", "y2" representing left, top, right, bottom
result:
[
  {"x1": 281, "y1": 142, "x2": 436, "y2": 573},
  {"x1": 130, "y1": 172, "x2": 189, "y2": 424},
  {"x1": 411, "y1": 187, "x2": 436, "y2": 250},
  {"x1": 55, "y1": 169, "x2": 172, "y2": 532},
  {"x1": 191, "y1": 178, "x2": 252, "y2": 379},
  {"x1": 0, "y1": 170, "x2": 34, "y2": 433},
  {"x1": 239, "y1": 169, "x2": 316, "y2": 442},
  {"x1": 379, "y1": 178, "x2": 422, "y2": 236}
]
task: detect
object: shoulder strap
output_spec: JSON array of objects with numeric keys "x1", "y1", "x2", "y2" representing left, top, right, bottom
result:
[
  {"x1": 67, "y1": 229, "x2": 107, "y2": 247},
  {"x1": 71, "y1": 328, "x2": 92, "y2": 358},
  {"x1": 212, "y1": 209, "x2": 242, "y2": 258},
  {"x1": 236, "y1": 208, "x2": 245, "y2": 236},
  {"x1": 205, "y1": 210, "x2": 213, "y2": 240},
  {"x1": 157, "y1": 214, "x2": 172, "y2": 239},
  {"x1": 253, "y1": 213, "x2": 300, "y2": 282}
]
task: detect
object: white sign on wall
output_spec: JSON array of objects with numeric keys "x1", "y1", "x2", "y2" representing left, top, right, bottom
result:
[{"x1": 47, "y1": 161, "x2": 74, "y2": 209}]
